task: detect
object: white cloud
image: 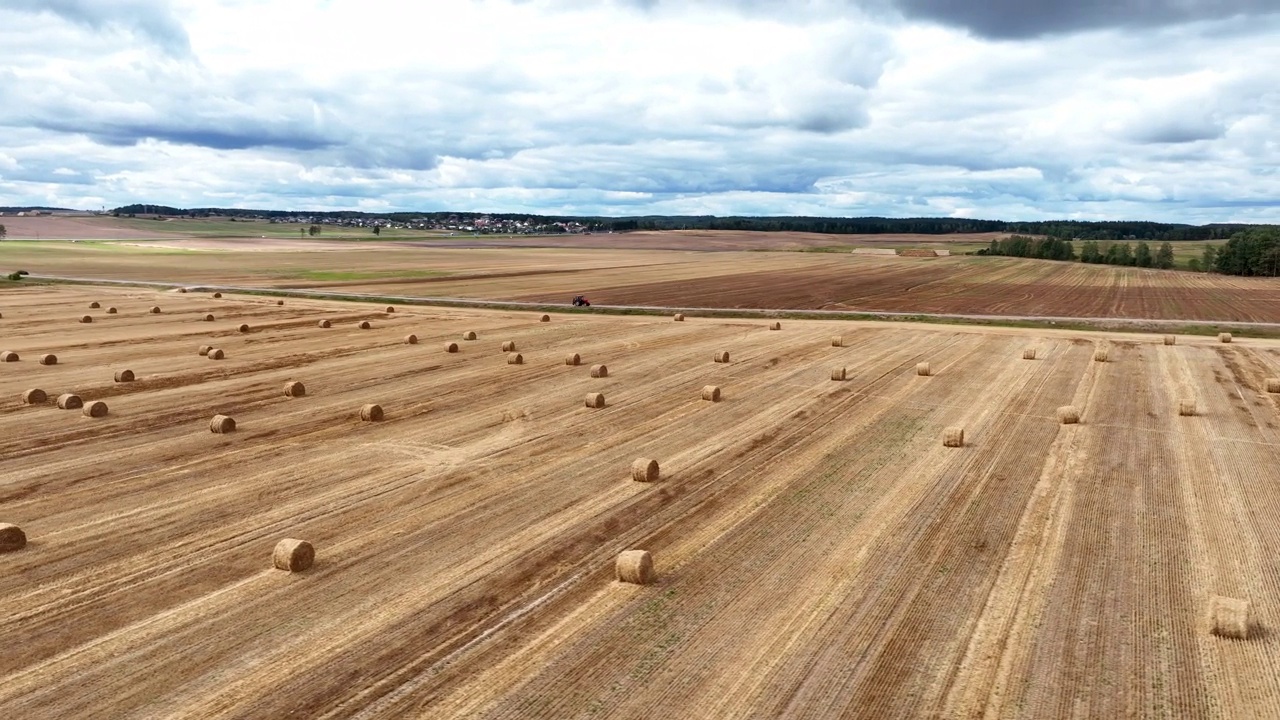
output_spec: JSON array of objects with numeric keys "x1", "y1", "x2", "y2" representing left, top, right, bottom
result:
[{"x1": 0, "y1": 0, "x2": 1277, "y2": 222}]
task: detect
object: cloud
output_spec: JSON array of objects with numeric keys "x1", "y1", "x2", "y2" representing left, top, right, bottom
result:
[
  {"x1": 894, "y1": 0, "x2": 1279, "y2": 38},
  {"x1": 0, "y1": 0, "x2": 191, "y2": 55},
  {"x1": 0, "y1": 0, "x2": 1278, "y2": 223}
]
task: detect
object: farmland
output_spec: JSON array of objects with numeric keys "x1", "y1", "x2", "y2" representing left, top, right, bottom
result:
[
  {"x1": 3, "y1": 237, "x2": 1279, "y2": 324},
  {"x1": 3, "y1": 284, "x2": 1280, "y2": 717}
]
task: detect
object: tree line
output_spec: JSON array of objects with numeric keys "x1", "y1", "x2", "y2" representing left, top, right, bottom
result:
[{"x1": 980, "y1": 235, "x2": 1176, "y2": 269}]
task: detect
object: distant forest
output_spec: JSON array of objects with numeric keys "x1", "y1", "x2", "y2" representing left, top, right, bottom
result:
[{"x1": 111, "y1": 205, "x2": 1260, "y2": 242}]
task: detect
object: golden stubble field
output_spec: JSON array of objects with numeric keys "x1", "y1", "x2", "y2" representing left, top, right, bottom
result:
[{"x1": 3, "y1": 284, "x2": 1280, "y2": 718}]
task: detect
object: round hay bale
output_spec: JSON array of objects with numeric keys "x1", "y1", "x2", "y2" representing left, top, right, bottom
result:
[
  {"x1": 56, "y1": 393, "x2": 83, "y2": 410},
  {"x1": 106, "y1": 307, "x2": 117, "y2": 314},
  {"x1": 831, "y1": 336, "x2": 843, "y2": 347},
  {"x1": 149, "y1": 306, "x2": 161, "y2": 314},
  {"x1": 1179, "y1": 399, "x2": 1198, "y2": 417},
  {"x1": 21, "y1": 388, "x2": 47, "y2": 404},
  {"x1": 831, "y1": 367, "x2": 846, "y2": 381},
  {"x1": 360, "y1": 403, "x2": 384, "y2": 422},
  {"x1": 1219, "y1": 332, "x2": 1233, "y2": 343},
  {"x1": 276, "y1": 300, "x2": 284, "y2": 306},
  {"x1": 565, "y1": 353, "x2": 581, "y2": 366},
  {"x1": 179, "y1": 288, "x2": 188, "y2": 293},
  {"x1": 404, "y1": 334, "x2": 418, "y2": 345},
  {"x1": 585, "y1": 392, "x2": 606, "y2": 409},
  {"x1": 238, "y1": 323, "x2": 250, "y2": 333},
  {"x1": 210, "y1": 414, "x2": 236, "y2": 433},
  {"x1": 714, "y1": 351, "x2": 730, "y2": 363},
  {"x1": 943, "y1": 427, "x2": 964, "y2": 448},
  {"x1": 462, "y1": 331, "x2": 477, "y2": 341},
  {"x1": 207, "y1": 348, "x2": 225, "y2": 360},
  {"x1": 616, "y1": 550, "x2": 654, "y2": 585},
  {"x1": 590, "y1": 364, "x2": 608, "y2": 378},
  {"x1": 198, "y1": 345, "x2": 211, "y2": 356},
  {"x1": 916, "y1": 362, "x2": 931, "y2": 377},
  {"x1": 39, "y1": 354, "x2": 57, "y2": 366},
  {"x1": 673, "y1": 313, "x2": 685, "y2": 322},
  {"x1": 114, "y1": 369, "x2": 135, "y2": 383},
  {"x1": 507, "y1": 353, "x2": 524, "y2": 365},
  {"x1": 1023, "y1": 348, "x2": 1036, "y2": 360},
  {"x1": 273, "y1": 538, "x2": 314, "y2": 572},
  {"x1": 769, "y1": 322, "x2": 781, "y2": 331},
  {"x1": 1093, "y1": 348, "x2": 1109, "y2": 363},
  {"x1": 89, "y1": 301, "x2": 100, "y2": 309},
  {"x1": 79, "y1": 315, "x2": 92, "y2": 324},
  {"x1": 1057, "y1": 406, "x2": 1080, "y2": 424},
  {"x1": 631, "y1": 458, "x2": 659, "y2": 483},
  {"x1": 204, "y1": 314, "x2": 215, "y2": 322},
  {"x1": 0, "y1": 523, "x2": 26, "y2": 553},
  {"x1": 358, "y1": 321, "x2": 371, "y2": 330},
  {"x1": 501, "y1": 341, "x2": 517, "y2": 352},
  {"x1": 1208, "y1": 595, "x2": 1250, "y2": 639},
  {"x1": 82, "y1": 400, "x2": 108, "y2": 418},
  {"x1": 212, "y1": 292, "x2": 222, "y2": 299},
  {"x1": 444, "y1": 341, "x2": 459, "y2": 353},
  {"x1": 0, "y1": 351, "x2": 18, "y2": 362},
  {"x1": 317, "y1": 319, "x2": 331, "y2": 328},
  {"x1": 701, "y1": 385, "x2": 721, "y2": 402},
  {"x1": 283, "y1": 381, "x2": 306, "y2": 398},
  {"x1": 1266, "y1": 378, "x2": 1280, "y2": 394},
  {"x1": 385, "y1": 306, "x2": 395, "y2": 313},
  {"x1": 1163, "y1": 335, "x2": 1177, "y2": 345},
  {"x1": 540, "y1": 314, "x2": 551, "y2": 322}
]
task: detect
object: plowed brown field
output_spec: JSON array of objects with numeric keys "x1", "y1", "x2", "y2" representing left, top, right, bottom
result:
[{"x1": 4, "y1": 284, "x2": 1280, "y2": 718}]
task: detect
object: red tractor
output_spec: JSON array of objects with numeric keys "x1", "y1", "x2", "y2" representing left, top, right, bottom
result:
[{"x1": 572, "y1": 295, "x2": 591, "y2": 307}]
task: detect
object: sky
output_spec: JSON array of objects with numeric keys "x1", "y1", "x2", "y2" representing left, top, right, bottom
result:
[{"x1": 0, "y1": 0, "x2": 1278, "y2": 222}]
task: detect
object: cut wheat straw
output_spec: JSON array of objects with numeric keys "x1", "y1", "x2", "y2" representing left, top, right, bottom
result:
[
  {"x1": 0, "y1": 523, "x2": 25, "y2": 553},
  {"x1": 273, "y1": 538, "x2": 314, "y2": 572},
  {"x1": 1057, "y1": 406, "x2": 1080, "y2": 424},
  {"x1": 1208, "y1": 595, "x2": 1250, "y2": 639},
  {"x1": 82, "y1": 400, "x2": 108, "y2": 418},
  {"x1": 616, "y1": 550, "x2": 654, "y2": 585},
  {"x1": 631, "y1": 458, "x2": 659, "y2": 483},
  {"x1": 56, "y1": 393, "x2": 82, "y2": 410},
  {"x1": 1094, "y1": 348, "x2": 1109, "y2": 363},
  {"x1": 943, "y1": 427, "x2": 964, "y2": 447}
]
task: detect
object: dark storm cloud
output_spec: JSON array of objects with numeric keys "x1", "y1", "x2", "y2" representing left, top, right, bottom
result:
[
  {"x1": 0, "y1": 0, "x2": 191, "y2": 54},
  {"x1": 890, "y1": 0, "x2": 1279, "y2": 38}
]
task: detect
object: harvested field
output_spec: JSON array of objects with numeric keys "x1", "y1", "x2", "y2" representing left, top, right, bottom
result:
[
  {"x1": 4, "y1": 239, "x2": 1277, "y2": 323},
  {"x1": 3, "y1": 284, "x2": 1280, "y2": 718}
]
